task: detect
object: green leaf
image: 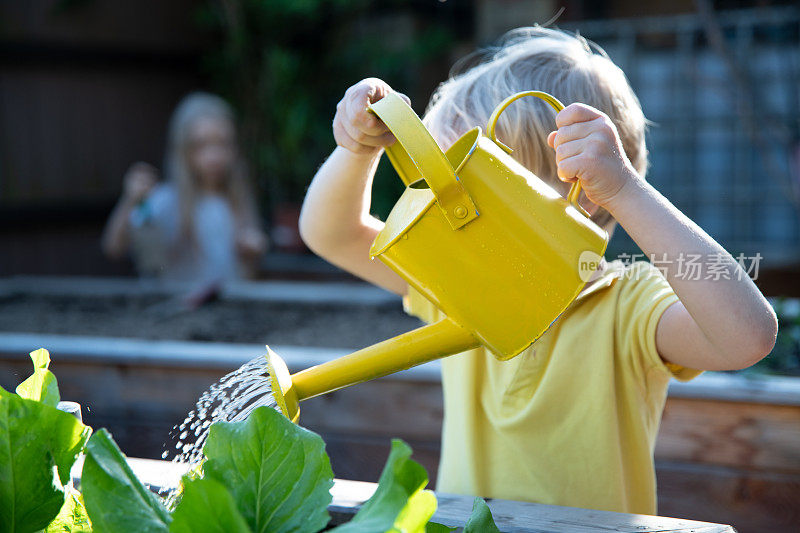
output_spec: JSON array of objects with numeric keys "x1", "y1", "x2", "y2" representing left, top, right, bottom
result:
[
  {"x1": 45, "y1": 487, "x2": 92, "y2": 532},
  {"x1": 203, "y1": 406, "x2": 333, "y2": 533},
  {"x1": 332, "y1": 439, "x2": 436, "y2": 533},
  {"x1": 169, "y1": 477, "x2": 251, "y2": 533},
  {"x1": 425, "y1": 523, "x2": 456, "y2": 533},
  {"x1": 0, "y1": 392, "x2": 91, "y2": 532},
  {"x1": 463, "y1": 498, "x2": 500, "y2": 533},
  {"x1": 16, "y1": 348, "x2": 60, "y2": 407},
  {"x1": 81, "y1": 429, "x2": 171, "y2": 533}
]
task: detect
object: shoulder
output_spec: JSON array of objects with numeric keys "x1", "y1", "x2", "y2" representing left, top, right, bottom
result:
[
  {"x1": 613, "y1": 260, "x2": 675, "y2": 307},
  {"x1": 576, "y1": 259, "x2": 676, "y2": 328}
]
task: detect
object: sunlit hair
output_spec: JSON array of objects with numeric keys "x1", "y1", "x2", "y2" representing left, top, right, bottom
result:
[
  {"x1": 423, "y1": 27, "x2": 648, "y2": 231},
  {"x1": 164, "y1": 92, "x2": 259, "y2": 240}
]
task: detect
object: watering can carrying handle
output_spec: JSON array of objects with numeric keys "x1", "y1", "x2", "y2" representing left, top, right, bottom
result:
[
  {"x1": 368, "y1": 93, "x2": 478, "y2": 230},
  {"x1": 486, "y1": 91, "x2": 590, "y2": 218}
]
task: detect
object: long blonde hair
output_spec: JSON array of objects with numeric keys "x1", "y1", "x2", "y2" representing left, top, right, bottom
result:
[
  {"x1": 164, "y1": 92, "x2": 259, "y2": 240},
  {"x1": 423, "y1": 27, "x2": 648, "y2": 231}
]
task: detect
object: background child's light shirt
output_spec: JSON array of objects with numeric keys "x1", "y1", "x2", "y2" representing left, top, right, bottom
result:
[
  {"x1": 404, "y1": 260, "x2": 702, "y2": 515},
  {"x1": 129, "y1": 183, "x2": 240, "y2": 283}
]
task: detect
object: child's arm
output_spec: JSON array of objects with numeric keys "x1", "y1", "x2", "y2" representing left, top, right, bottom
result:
[
  {"x1": 299, "y1": 79, "x2": 409, "y2": 296},
  {"x1": 548, "y1": 104, "x2": 778, "y2": 371},
  {"x1": 101, "y1": 162, "x2": 158, "y2": 259}
]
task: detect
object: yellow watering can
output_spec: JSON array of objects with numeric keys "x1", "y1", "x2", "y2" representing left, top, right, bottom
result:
[{"x1": 267, "y1": 91, "x2": 608, "y2": 422}]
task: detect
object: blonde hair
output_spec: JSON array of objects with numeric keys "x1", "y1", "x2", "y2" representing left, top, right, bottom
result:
[
  {"x1": 423, "y1": 27, "x2": 647, "y2": 231},
  {"x1": 164, "y1": 92, "x2": 259, "y2": 240}
]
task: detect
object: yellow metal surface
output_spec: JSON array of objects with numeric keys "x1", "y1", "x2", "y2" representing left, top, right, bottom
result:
[
  {"x1": 370, "y1": 93, "x2": 479, "y2": 230},
  {"x1": 370, "y1": 90, "x2": 608, "y2": 359},
  {"x1": 487, "y1": 91, "x2": 590, "y2": 218},
  {"x1": 269, "y1": 90, "x2": 609, "y2": 421},
  {"x1": 265, "y1": 347, "x2": 299, "y2": 422}
]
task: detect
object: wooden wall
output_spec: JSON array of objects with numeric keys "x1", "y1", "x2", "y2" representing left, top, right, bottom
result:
[{"x1": 0, "y1": 0, "x2": 207, "y2": 275}]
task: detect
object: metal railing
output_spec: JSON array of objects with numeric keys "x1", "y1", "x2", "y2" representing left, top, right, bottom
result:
[{"x1": 565, "y1": 6, "x2": 800, "y2": 265}]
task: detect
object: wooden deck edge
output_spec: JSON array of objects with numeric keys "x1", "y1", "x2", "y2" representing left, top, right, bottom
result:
[{"x1": 69, "y1": 458, "x2": 735, "y2": 532}]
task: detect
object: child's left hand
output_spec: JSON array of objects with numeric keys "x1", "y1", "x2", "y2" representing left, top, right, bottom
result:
[{"x1": 547, "y1": 103, "x2": 640, "y2": 210}]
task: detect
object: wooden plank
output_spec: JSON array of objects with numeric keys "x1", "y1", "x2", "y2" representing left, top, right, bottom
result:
[
  {"x1": 300, "y1": 379, "x2": 444, "y2": 440},
  {"x1": 0, "y1": 276, "x2": 399, "y2": 305},
  {"x1": 657, "y1": 461, "x2": 800, "y2": 533},
  {"x1": 657, "y1": 396, "x2": 800, "y2": 473},
  {"x1": 330, "y1": 479, "x2": 735, "y2": 533},
  {"x1": 668, "y1": 371, "x2": 800, "y2": 406},
  {"x1": 0, "y1": 1, "x2": 206, "y2": 51},
  {"x1": 312, "y1": 432, "x2": 441, "y2": 484}
]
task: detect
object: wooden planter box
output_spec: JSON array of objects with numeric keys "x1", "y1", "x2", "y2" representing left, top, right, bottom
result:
[
  {"x1": 67, "y1": 456, "x2": 736, "y2": 532},
  {"x1": 1, "y1": 334, "x2": 798, "y2": 532}
]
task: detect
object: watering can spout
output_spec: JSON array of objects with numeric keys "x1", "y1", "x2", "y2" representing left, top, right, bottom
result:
[{"x1": 266, "y1": 318, "x2": 479, "y2": 421}]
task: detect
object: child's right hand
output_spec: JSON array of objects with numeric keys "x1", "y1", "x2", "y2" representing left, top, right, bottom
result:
[
  {"x1": 333, "y1": 78, "x2": 410, "y2": 155},
  {"x1": 122, "y1": 162, "x2": 158, "y2": 204}
]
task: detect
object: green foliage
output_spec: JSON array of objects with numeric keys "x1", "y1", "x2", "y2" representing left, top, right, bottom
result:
[
  {"x1": 463, "y1": 498, "x2": 501, "y2": 533},
  {"x1": 195, "y1": 0, "x2": 456, "y2": 216},
  {"x1": 45, "y1": 488, "x2": 92, "y2": 533},
  {"x1": 332, "y1": 439, "x2": 436, "y2": 533},
  {"x1": 425, "y1": 523, "x2": 456, "y2": 533},
  {"x1": 202, "y1": 406, "x2": 334, "y2": 533},
  {"x1": 758, "y1": 298, "x2": 800, "y2": 376},
  {"x1": 0, "y1": 351, "x2": 90, "y2": 532},
  {"x1": 81, "y1": 429, "x2": 172, "y2": 532},
  {"x1": 169, "y1": 477, "x2": 250, "y2": 533},
  {"x1": 15, "y1": 348, "x2": 60, "y2": 407}
]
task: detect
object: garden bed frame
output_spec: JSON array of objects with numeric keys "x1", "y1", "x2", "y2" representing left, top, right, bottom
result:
[{"x1": 67, "y1": 456, "x2": 735, "y2": 532}]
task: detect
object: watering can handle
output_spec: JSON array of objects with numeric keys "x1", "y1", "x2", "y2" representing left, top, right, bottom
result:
[
  {"x1": 368, "y1": 93, "x2": 478, "y2": 230},
  {"x1": 487, "y1": 91, "x2": 589, "y2": 219}
]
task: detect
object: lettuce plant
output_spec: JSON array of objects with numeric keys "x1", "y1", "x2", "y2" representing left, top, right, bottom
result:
[
  {"x1": 1, "y1": 350, "x2": 500, "y2": 532},
  {"x1": 0, "y1": 349, "x2": 92, "y2": 532}
]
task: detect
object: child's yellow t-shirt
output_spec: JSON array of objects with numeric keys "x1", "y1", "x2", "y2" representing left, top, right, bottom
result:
[{"x1": 403, "y1": 260, "x2": 702, "y2": 515}]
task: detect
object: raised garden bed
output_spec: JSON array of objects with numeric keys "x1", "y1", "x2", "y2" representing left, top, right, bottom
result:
[
  {"x1": 0, "y1": 276, "x2": 418, "y2": 347},
  {"x1": 1, "y1": 276, "x2": 798, "y2": 532}
]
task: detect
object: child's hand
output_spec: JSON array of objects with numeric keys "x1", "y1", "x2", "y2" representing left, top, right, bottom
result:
[
  {"x1": 547, "y1": 103, "x2": 640, "y2": 209},
  {"x1": 122, "y1": 162, "x2": 158, "y2": 205},
  {"x1": 333, "y1": 78, "x2": 410, "y2": 155},
  {"x1": 236, "y1": 227, "x2": 268, "y2": 257}
]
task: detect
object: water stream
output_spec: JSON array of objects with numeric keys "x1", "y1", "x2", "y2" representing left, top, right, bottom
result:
[{"x1": 161, "y1": 354, "x2": 278, "y2": 504}]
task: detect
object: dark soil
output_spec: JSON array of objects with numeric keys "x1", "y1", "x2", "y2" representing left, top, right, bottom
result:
[{"x1": 0, "y1": 293, "x2": 423, "y2": 348}]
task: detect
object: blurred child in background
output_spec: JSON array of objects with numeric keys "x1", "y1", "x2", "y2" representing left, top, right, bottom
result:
[{"x1": 102, "y1": 92, "x2": 267, "y2": 304}]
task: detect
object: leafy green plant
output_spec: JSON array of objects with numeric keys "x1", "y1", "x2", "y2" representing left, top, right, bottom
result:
[
  {"x1": 82, "y1": 430, "x2": 172, "y2": 532},
  {"x1": 200, "y1": 405, "x2": 334, "y2": 532},
  {"x1": 756, "y1": 298, "x2": 800, "y2": 376},
  {"x1": 0, "y1": 349, "x2": 92, "y2": 532},
  {"x1": 1, "y1": 350, "x2": 501, "y2": 532},
  {"x1": 331, "y1": 440, "x2": 436, "y2": 533}
]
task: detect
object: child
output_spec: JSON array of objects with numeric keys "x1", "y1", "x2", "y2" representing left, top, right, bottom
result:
[
  {"x1": 299, "y1": 28, "x2": 777, "y2": 514},
  {"x1": 102, "y1": 92, "x2": 267, "y2": 294}
]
